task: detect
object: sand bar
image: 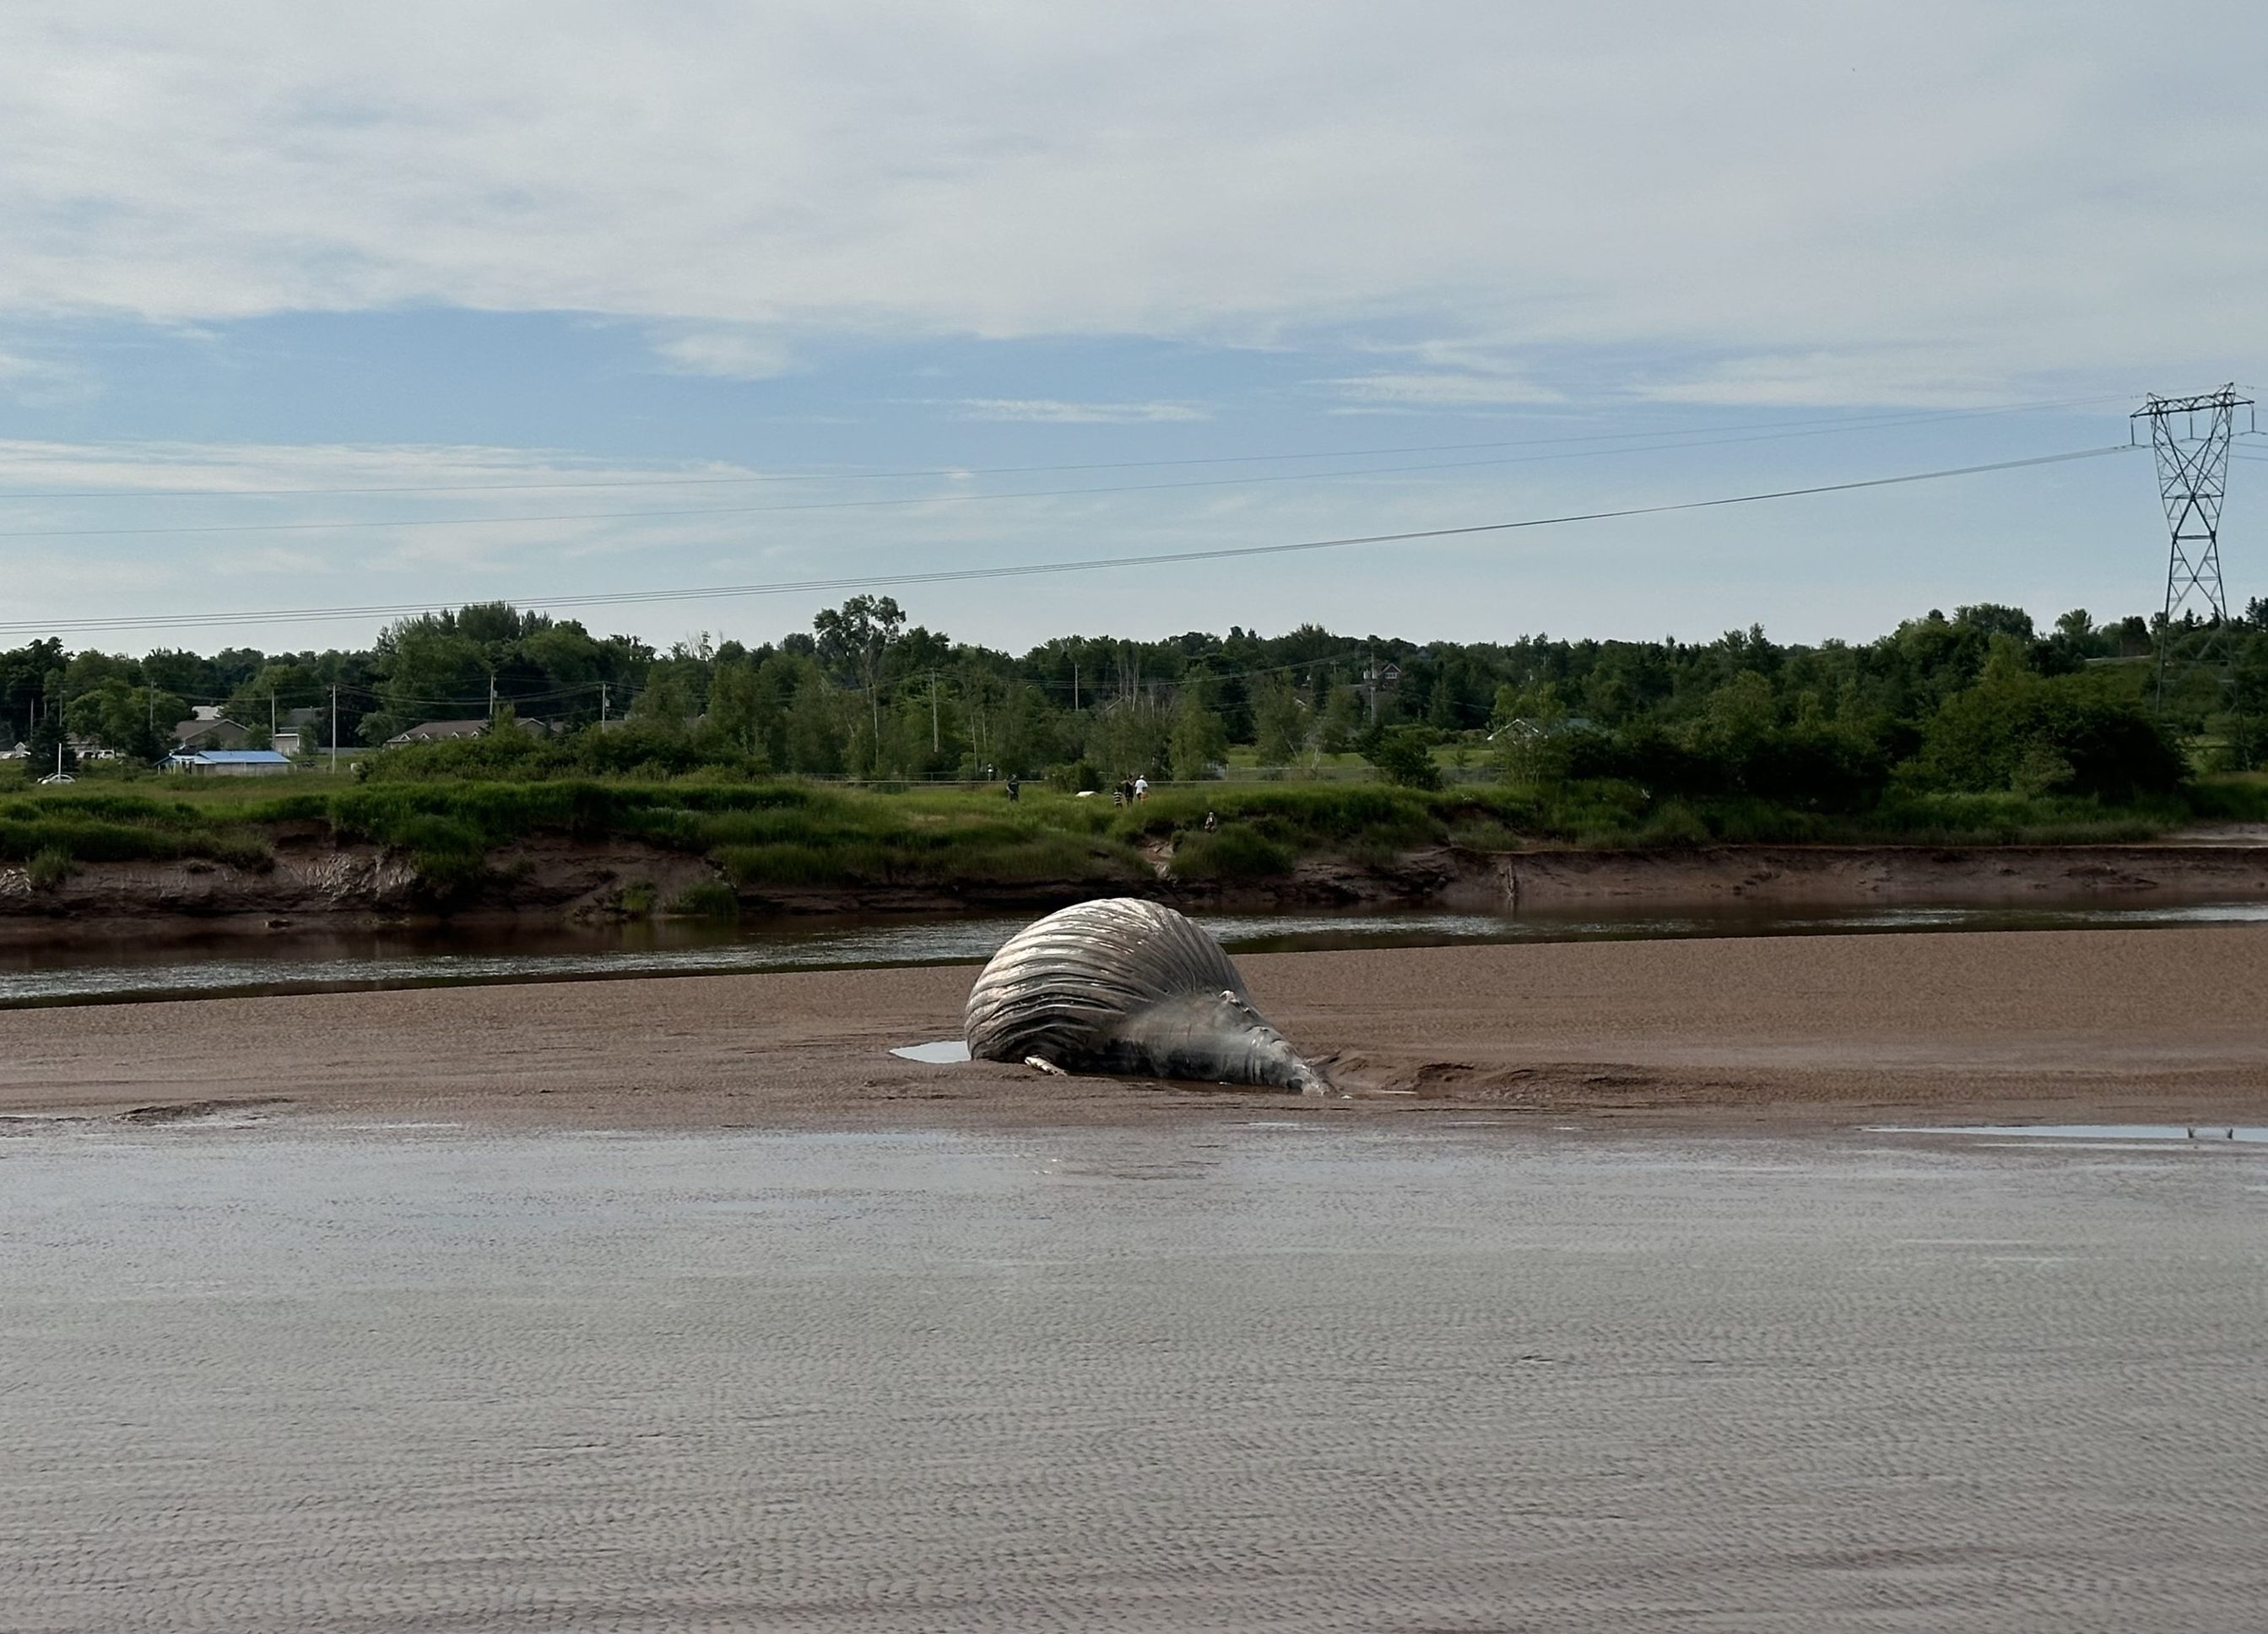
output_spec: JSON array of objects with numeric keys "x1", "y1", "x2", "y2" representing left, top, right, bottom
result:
[{"x1": 4, "y1": 923, "x2": 2265, "y2": 1129}]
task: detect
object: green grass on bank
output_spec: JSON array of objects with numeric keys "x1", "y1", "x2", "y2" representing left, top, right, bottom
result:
[{"x1": 2, "y1": 771, "x2": 2264, "y2": 899}]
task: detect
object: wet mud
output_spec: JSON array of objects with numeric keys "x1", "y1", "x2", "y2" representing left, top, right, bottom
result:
[
  {"x1": 5, "y1": 926, "x2": 2265, "y2": 1131},
  {"x1": 3, "y1": 1121, "x2": 2264, "y2": 1631}
]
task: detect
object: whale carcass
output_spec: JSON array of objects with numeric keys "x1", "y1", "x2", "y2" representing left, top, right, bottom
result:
[{"x1": 964, "y1": 897, "x2": 1329, "y2": 1093}]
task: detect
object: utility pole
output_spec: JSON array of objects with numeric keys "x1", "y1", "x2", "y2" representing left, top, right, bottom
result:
[
  {"x1": 1073, "y1": 662, "x2": 1080, "y2": 712},
  {"x1": 329, "y1": 684, "x2": 338, "y2": 775},
  {"x1": 2135, "y1": 385, "x2": 2255, "y2": 713},
  {"x1": 487, "y1": 670, "x2": 497, "y2": 722},
  {"x1": 930, "y1": 671, "x2": 939, "y2": 752},
  {"x1": 601, "y1": 682, "x2": 610, "y2": 724}
]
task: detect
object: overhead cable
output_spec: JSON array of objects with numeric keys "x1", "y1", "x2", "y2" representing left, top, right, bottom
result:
[
  {"x1": 0, "y1": 392, "x2": 2131, "y2": 502},
  {"x1": 0, "y1": 424, "x2": 2146, "y2": 542},
  {"x1": 0, "y1": 445, "x2": 2134, "y2": 639}
]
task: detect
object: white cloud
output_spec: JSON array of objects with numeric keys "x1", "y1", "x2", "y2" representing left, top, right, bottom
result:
[
  {"x1": 0, "y1": 439, "x2": 804, "y2": 602},
  {"x1": 1630, "y1": 354, "x2": 2039, "y2": 410},
  {"x1": 950, "y1": 398, "x2": 1208, "y2": 423},
  {"x1": 1324, "y1": 371, "x2": 1562, "y2": 408},
  {"x1": 0, "y1": 436, "x2": 764, "y2": 493},
  {"x1": 0, "y1": 348, "x2": 92, "y2": 403},
  {"x1": 0, "y1": 3, "x2": 2259, "y2": 402},
  {"x1": 645, "y1": 326, "x2": 795, "y2": 380}
]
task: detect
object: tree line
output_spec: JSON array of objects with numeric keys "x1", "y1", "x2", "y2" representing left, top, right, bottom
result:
[{"x1": 7, "y1": 594, "x2": 2265, "y2": 809}]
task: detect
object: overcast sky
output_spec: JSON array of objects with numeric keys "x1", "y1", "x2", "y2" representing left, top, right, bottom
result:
[{"x1": 2, "y1": 2, "x2": 2262, "y2": 654}]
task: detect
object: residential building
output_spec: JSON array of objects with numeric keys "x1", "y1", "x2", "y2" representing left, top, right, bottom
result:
[
  {"x1": 173, "y1": 706, "x2": 252, "y2": 754},
  {"x1": 273, "y1": 706, "x2": 322, "y2": 758},
  {"x1": 382, "y1": 717, "x2": 550, "y2": 746},
  {"x1": 162, "y1": 749, "x2": 295, "y2": 777},
  {"x1": 384, "y1": 718, "x2": 490, "y2": 745}
]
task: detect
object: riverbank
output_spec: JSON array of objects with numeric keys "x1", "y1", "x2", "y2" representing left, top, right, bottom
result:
[
  {"x1": 5, "y1": 925, "x2": 2263, "y2": 1130},
  {"x1": 8, "y1": 776, "x2": 2267, "y2": 941},
  {"x1": 7, "y1": 835, "x2": 2268, "y2": 944}
]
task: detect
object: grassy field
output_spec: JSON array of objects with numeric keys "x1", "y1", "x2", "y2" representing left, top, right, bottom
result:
[{"x1": 3, "y1": 760, "x2": 2263, "y2": 902}]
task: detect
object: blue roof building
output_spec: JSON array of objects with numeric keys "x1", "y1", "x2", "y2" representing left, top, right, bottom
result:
[{"x1": 164, "y1": 749, "x2": 294, "y2": 776}]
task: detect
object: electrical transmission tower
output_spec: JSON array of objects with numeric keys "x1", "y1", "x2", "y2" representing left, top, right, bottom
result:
[{"x1": 2134, "y1": 384, "x2": 2255, "y2": 711}]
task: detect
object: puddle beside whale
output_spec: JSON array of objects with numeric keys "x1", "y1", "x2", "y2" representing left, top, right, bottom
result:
[{"x1": 890, "y1": 1039, "x2": 972, "y2": 1063}]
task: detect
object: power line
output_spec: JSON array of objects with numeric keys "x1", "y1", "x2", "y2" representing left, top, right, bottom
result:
[
  {"x1": 0, "y1": 392, "x2": 2130, "y2": 502},
  {"x1": 0, "y1": 418, "x2": 2142, "y2": 544},
  {"x1": 0, "y1": 445, "x2": 2133, "y2": 640}
]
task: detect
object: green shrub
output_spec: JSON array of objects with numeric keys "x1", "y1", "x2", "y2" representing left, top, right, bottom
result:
[
  {"x1": 1446, "y1": 818, "x2": 1524, "y2": 851},
  {"x1": 1362, "y1": 726, "x2": 1444, "y2": 789},
  {"x1": 620, "y1": 879, "x2": 657, "y2": 916},
  {"x1": 1171, "y1": 825, "x2": 1294, "y2": 881},
  {"x1": 1634, "y1": 800, "x2": 1713, "y2": 848},
  {"x1": 1915, "y1": 669, "x2": 2187, "y2": 803},
  {"x1": 718, "y1": 842, "x2": 858, "y2": 887},
  {"x1": 208, "y1": 830, "x2": 276, "y2": 870},
  {"x1": 383, "y1": 814, "x2": 488, "y2": 894},
  {"x1": 666, "y1": 879, "x2": 740, "y2": 920},
  {"x1": 26, "y1": 846, "x2": 73, "y2": 890}
]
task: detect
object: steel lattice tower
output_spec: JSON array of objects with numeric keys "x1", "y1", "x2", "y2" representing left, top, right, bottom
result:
[{"x1": 2135, "y1": 384, "x2": 2254, "y2": 709}]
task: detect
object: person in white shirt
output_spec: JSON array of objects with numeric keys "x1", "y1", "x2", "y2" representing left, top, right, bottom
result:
[{"x1": 1133, "y1": 775, "x2": 1149, "y2": 801}]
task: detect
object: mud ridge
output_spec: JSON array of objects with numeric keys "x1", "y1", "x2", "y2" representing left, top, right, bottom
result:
[{"x1": 3, "y1": 836, "x2": 2266, "y2": 946}]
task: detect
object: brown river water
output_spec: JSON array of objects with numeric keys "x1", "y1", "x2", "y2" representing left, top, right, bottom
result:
[
  {"x1": 8, "y1": 897, "x2": 2268, "y2": 1008},
  {"x1": 4, "y1": 1117, "x2": 2264, "y2": 1631}
]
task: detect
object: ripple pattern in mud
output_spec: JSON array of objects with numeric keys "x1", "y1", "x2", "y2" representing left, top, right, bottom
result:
[{"x1": 3, "y1": 1126, "x2": 2265, "y2": 1631}]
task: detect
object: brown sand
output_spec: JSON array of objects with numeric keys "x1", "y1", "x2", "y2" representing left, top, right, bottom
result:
[{"x1": 4, "y1": 923, "x2": 2265, "y2": 1130}]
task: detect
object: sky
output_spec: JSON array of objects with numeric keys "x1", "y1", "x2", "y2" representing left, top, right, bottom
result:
[{"x1": 2, "y1": 1, "x2": 2264, "y2": 657}]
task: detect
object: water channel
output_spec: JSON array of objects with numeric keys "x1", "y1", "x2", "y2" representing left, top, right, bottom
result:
[{"x1": 4, "y1": 896, "x2": 2267, "y2": 1009}]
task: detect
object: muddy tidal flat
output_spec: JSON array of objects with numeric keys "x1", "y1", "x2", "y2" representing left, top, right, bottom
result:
[
  {"x1": 3, "y1": 1119, "x2": 2265, "y2": 1631},
  {"x1": 3, "y1": 926, "x2": 2266, "y2": 1129},
  {"x1": 5, "y1": 928, "x2": 2267, "y2": 1629}
]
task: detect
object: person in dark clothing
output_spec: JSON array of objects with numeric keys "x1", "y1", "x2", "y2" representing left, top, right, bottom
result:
[{"x1": 1004, "y1": 775, "x2": 1020, "y2": 803}]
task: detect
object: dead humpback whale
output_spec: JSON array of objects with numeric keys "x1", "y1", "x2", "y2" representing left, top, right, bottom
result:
[{"x1": 964, "y1": 897, "x2": 1329, "y2": 1093}]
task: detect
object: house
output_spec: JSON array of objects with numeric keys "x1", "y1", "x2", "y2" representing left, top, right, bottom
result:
[
  {"x1": 163, "y1": 749, "x2": 294, "y2": 777},
  {"x1": 273, "y1": 706, "x2": 322, "y2": 758},
  {"x1": 0, "y1": 742, "x2": 26, "y2": 760},
  {"x1": 1486, "y1": 715, "x2": 1594, "y2": 743},
  {"x1": 173, "y1": 706, "x2": 252, "y2": 753},
  {"x1": 383, "y1": 718, "x2": 490, "y2": 746},
  {"x1": 382, "y1": 717, "x2": 549, "y2": 746}
]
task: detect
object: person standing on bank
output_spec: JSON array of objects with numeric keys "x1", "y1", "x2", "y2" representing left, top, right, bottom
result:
[{"x1": 1134, "y1": 775, "x2": 1149, "y2": 802}]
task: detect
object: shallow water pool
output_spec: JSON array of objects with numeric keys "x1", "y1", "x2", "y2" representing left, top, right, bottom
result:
[{"x1": 3, "y1": 1120, "x2": 2263, "y2": 1631}]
